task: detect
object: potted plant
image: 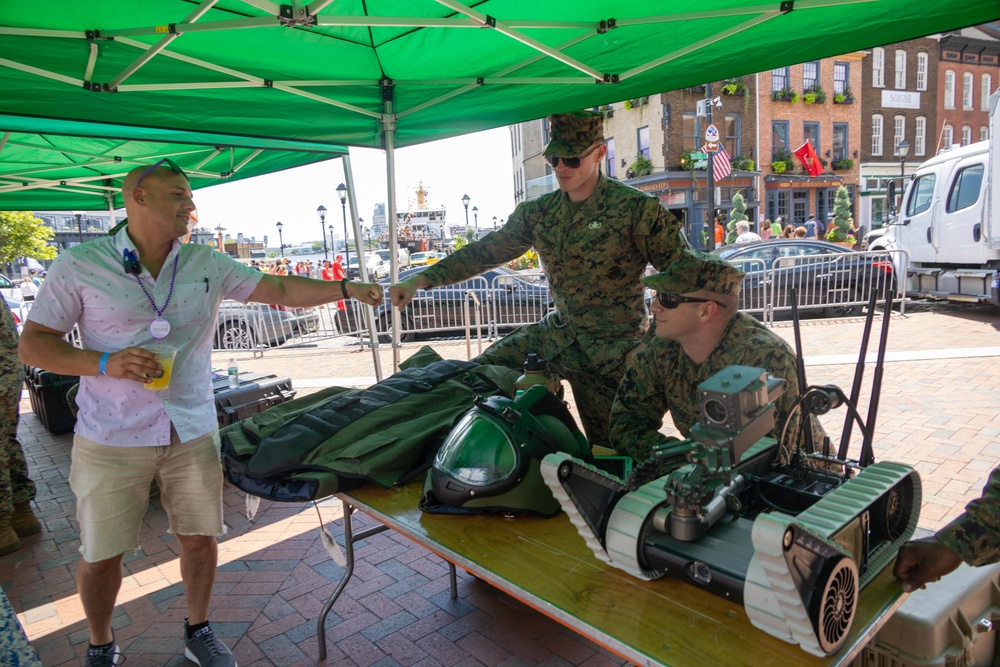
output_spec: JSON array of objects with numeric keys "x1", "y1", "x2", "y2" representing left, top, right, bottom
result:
[
  {"x1": 825, "y1": 186, "x2": 855, "y2": 247},
  {"x1": 720, "y1": 78, "x2": 748, "y2": 96},
  {"x1": 802, "y1": 84, "x2": 827, "y2": 105},
  {"x1": 834, "y1": 88, "x2": 855, "y2": 104},
  {"x1": 727, "y1": 193, "x2": 748, "y2": 244},
  {"x1": 597, "y1": 103, "x2": 614, "y2": 119},
  {"x1": 771, "y1": 160, "x2": 787, "y2": 174},
  {"x1": 627, "y1": 154, "x2": 653, "y2": 178},
  {"x1": 831, "y1": 158, "x2": 854, "y2": 171},
  {"x1": 623, "y1": 96, "x2": 649, "y2": 110},
  {"x1": 772, "y1": 89, "x2": 798, "y2": 103},
  {"x1": 731, "y1": 155, "x2": 755, "y2": 171}
]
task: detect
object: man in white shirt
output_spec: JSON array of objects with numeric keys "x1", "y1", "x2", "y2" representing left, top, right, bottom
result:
[
  {"x1": 733, "y1": 220, "x2": 762, "y2": 244},
  {"x1": 19, "y1": 159, "x2": 382, "y2": 667}
]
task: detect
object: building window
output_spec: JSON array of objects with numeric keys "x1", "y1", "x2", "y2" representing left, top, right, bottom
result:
[
  {"x1": 542, "y1": 119, "x2": 550, "y2": 145},
  {"x1": 944, "y1": 70, "x2": 955, "y2": 109},
  {"x1": 982, "y1": 74, "x2": 992, "y2": 111},
  {"x1": 916, "y1": 52, "x2": 928, "y2": 91},
  {"x1": 605, "y1": 138, "x2": 616, "y2": 178},
  {"x1": 804, "y1": 121, "x2": 820, "y2": 156},
  {"x1": 941, "y1": 125, "x2": 953, "y2": 152},
  {"x1": 982, "y1": 127, "x2": 989, "y2": 142},
  {"x1": 683, "y1": 113, "x2": 699, "y2": 152},
  {"x1": 893, "y1": 116, "x2": 905, "y2": 155},
  {"x1": 872, "y1": 47, "x2": 885, "y2": 88},
  {"x1": 637, "y1": 126, "x2": 650, "y2": 160},
  {"x1": 724, "y1": 114, "x2": 741, "y2": 158},
  {"x1": 894, "y1": 49, "x2": 906, "y2": 89},
  {"x1": 915, "y1": 116, "x2": 926, "y2": 156},
  {"x1": 771, "y1": 121, "x2": 789, "y2": 161},
  {"x1": 833, "y1": 62, "x2": 849, "y2": 95},
  {"x1": 961, "y1": 126, "x2": 971, "y2": 147},
  {"x1": 871, "y1": 115, "x2": 883, "y2": 156},
  {"x1": 832, "y1": 123, "x2": 848, "y2": 162},
  {"x1": 767, "y1": 190, "x2": 790, "y2": 222},
  {"x1": 803, "y1": 61, "x2": 819, "y2": 90},
  {"x1": 772, "y1": 67, "x2": 789, "y2": 92},
  {"x1": 963, "y1": 73, "x2": 974, "y2": 110}
]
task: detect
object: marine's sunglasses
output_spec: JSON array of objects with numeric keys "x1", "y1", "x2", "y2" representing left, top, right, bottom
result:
[
  {"x1": 654, "y1": 291, "x2": 723, "y2": 309},
  {"x1": 135, "y1": 158, "x2": 187, "y2": 188},
  {"x1": 545, "y1": 144, "x2": 600, "y2": 169}
]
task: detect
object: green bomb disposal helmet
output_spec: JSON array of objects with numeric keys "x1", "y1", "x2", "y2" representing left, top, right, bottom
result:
[{"x1": 421, "y1": 385, "x2": 591, "y2": 517}]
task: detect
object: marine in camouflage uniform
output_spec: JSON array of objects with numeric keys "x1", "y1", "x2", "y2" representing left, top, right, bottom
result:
[
  {"x1": 0, "y1": 297, "x2": 39, "y2": 554},
  {"x1": 610, "y1": 249, "x2": 821, "y2": 464},
  {"x1": 402, "y1": 111, "x2": 688, "y2": 446}
]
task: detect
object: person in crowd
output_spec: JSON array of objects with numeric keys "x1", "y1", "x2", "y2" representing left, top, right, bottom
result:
[
  {"x1": 28, "y1": 269, "x2": 42, "y2": 287},
  {"x1": 760, "y1": 219, "x2": 772, "y2": 240},
  {"x1": 794, "y1": 226, "x2": 807, "y2": 238},
  {"x1": 770, "y1": 217, "x2": 784, "y2": 239},
  {"x1": 804, "y1": 214, "x2": 818, "y2": 239},
  {"x1": 19, "y1": 276, "x2": 39, "y2": 301},
  {"x1": 782, "y1": 223, "x2": 795, "y2": 239},
  {"x1": 714, "y1": 218, "x2": 725, "y2": 247},
  {"x1": 733, "y1": 221, "x2": 762, "y2": 244},
  {"x1": 609, "y1": 249, "x2": 822, "y2": 465},
  {"x1": 0, "y1": 298, "x2": 40, "y2": 557},
  {"x1": 894, "y1": 467, "x2": 999, "y2": 592},
  {"x1": 849, "y1": 217, "x2": 861, "y2": 249},
  {"x1": 390, "y1": 111, "x2": 689, "y2": 446},
  {"x1": 321, "y1": 259, "x2": 334, "y2": 281},
  {"x1": 18, "y1": 159, "x2": 382, "y2": 667}
]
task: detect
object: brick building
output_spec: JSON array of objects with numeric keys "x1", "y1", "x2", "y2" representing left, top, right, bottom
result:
[{"x1": 937, "y1": 29, "x2": 999, "y2": 153}]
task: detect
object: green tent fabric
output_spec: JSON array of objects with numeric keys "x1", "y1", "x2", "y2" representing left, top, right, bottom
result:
[
  {"x1": 0, "y1": 1, "x2": 997, "y2": 149},
  {"x1": 0, "y1": 113, "x2": 347, "y2": 210}
]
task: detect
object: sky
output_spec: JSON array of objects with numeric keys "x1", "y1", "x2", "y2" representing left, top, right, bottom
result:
[{"x1": 191, "y1": 127, "x2": 516, "y2": 248}]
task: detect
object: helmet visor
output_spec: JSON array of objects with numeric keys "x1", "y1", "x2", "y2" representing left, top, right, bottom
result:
[{"x1": 434, "y1": 412, "x2": 519, "y2": 487}]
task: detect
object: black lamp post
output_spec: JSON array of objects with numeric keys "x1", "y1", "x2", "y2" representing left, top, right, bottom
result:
[
  {"x1": 275, "y1": 221, "x2": 285, "y2": 257},
  {"x1": 896, "y1": 139, "x2": 910, "y2": 214},
  {"x1": 317, "y1": 204, "x2": 328, "y2": 260},
  {"x1": 472, "y1": 206, "x2": 478, "y2": 234},
  {"x1": 75, "y1": 212, "x2": 84, "y2": 244},
  {"x1": 492, "y1": 216, "x2": 497, "y2": 230},
  {"x1": 462, "y1": 194, "x2": 471, "y2": 232},
  {"x1": 328, "y1": 224, "x2": 334, "y2": 257},
  {"x1": 336, "y1": 183, "x2": 350, "y2": 268}
]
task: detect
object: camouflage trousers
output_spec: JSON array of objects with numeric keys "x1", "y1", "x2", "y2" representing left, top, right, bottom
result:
[
  {"x1": 0, "y1": 371, "x2": 36, "y2": 515},
  {"x1": 477, "y1": 318, "x2": 637, "y2": 448}
]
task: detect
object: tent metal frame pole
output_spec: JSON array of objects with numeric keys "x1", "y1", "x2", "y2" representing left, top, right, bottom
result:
[
  {"x1": 341, "y1": 153, "x2": 384, "y2": 382},
  {"x1": 383, "y1": 104, "x2": 402, "y2": 373}
]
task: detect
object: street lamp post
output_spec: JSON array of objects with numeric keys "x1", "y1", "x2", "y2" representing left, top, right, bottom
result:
[
  {"x1": 317, "y1": 205, "x2": 328, "y2": 260},
  {"x1": 336, "y1": 183, "x2": 350, "y2": 269},
  {"x1": 461, "y1": 194, "x2": 471, "y2": 233},
  {"x1": 275, "y1": 221, "x2": 285, "y2": 257},
  {"x1": 896, "y1": 139, "x2": 910, "y2": 215},
  {"x1": 492, "y1": 216, "x2": 497, "y2": 230},
  {"x1": 75, "y1": 213, "x2": 84, "y2": 244},
  {"x1": 472, "y1": 206, "x2": 478, "y2": 236},
  {"x1": 328, "y1": 224, "x2": 334, "y2": 257}
]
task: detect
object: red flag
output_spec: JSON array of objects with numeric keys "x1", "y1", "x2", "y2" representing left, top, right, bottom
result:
[
  {"x1": 793, "y1": 141, "x2": 823, "y2": 177},
  {"x1": 713, "y1": 144, "x2": 732, "y2": 181}
]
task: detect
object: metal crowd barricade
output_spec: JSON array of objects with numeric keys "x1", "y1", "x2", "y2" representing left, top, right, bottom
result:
[{"x1": 488, "y1": 270, "x2": 554, "y2": 339}]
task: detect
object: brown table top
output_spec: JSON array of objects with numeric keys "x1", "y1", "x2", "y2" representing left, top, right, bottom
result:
[{"x1": 339, "y1": 481, "x2": 907, "y2": 667}]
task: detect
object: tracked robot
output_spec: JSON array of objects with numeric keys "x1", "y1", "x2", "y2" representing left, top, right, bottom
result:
[{"x1": 540, "y1": 292, "x2": 920, "y2": 657}]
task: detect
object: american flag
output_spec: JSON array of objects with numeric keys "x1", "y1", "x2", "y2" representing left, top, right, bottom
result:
[{"x1": 713, "y1": 144, "x2": 732, "y2": 181}]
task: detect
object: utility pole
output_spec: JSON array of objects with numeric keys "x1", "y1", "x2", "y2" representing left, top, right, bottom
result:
[{"x1": 705, "y1": 82, "x2": 716, "y2": 251}]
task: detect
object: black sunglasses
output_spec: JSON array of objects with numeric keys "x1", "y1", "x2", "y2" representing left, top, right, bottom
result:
[
  {"x1": 545, "y1": 144, "x2": 600, "y2": 169},
  {"x1": 654, "y1": 291, "x2": 723, "y2": 309},
  {"x1": 135, "y1": 157, "x2": 187, "y2": 188}
]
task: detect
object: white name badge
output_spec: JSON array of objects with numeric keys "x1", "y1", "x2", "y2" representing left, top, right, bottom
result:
[{"x1": 149, "y1": 317, "x2": 171, "y2": 339}]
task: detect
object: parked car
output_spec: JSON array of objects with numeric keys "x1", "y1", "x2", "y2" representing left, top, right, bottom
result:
[
  {"x1": 712, "y1": 239, "x2": 895, "y2": 318},
  {"x1": 409, "y1": 251, "x2": 439, "y2": 267},
  {"x1": 0, "y1": 274, "x2": 22, "y2": 300},
  {"x1": 215, "y1": 302, "x2": 319, "y2": 350},
  {"x1": 2, "y1": 294, "x2": 27, "y2": 333},
  {"x1": 340, "y1": 266, "x2": 553, "y2": 342},
  {"x1": 347, "y1": 254, "x2": 388, "y2": 281},
  {"x1": 375, "y1": 249, "x2": 410, "y2": 269}
]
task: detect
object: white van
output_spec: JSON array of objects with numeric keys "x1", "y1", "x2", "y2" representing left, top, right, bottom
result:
[{"x1": 375, "y1": 248, "x2": 410, "y2": 269}]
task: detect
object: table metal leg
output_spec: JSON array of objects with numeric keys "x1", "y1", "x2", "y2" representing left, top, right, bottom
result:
[{"x1": 317, "y1": 498, "x2": 391, "y2": 660}]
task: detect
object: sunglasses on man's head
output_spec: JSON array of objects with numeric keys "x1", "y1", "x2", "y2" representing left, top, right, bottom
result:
[
  {"x1": 545, "y1": 144, "x2": 600, "y2": 169},
  {"x1": 654, "y1": 291, "x2": 723, "y2": 309},
  {"x1": 135, "y1": 158, "x2": 187, "y2": 189}
]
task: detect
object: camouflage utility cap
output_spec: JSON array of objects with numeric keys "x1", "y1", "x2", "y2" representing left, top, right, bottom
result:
[
  {"x1": 543, "y1": 111, "x2": 604, "y2": 157},
  {"x1": 642, "y1": 248, "x2": 744, "y2": 296}
]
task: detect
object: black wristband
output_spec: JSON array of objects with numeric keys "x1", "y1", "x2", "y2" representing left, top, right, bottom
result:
[{"x1": 340, "y1": 278, "x2": 350, "y2": 301}]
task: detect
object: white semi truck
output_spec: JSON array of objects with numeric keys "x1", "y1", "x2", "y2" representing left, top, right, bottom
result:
[{"x1": 870, "y1": 91, "x2": 1000, "y2": 306}]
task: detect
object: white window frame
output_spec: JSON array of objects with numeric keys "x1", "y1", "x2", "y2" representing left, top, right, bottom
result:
[
  {"x1": 872, "y1": 47, "x2": 885, "y2": 88},
  {"x1": 961, "y1": 126, "x2": 971, "y2": 147},
  {"x1": 915, "y1": 116, "x2": 926, "y2": 156},
  {"x1": 942, "y1": 125, "x2": 953, "y2": 152},
  {"x1": 894, "y1": 49, "x2": 906, "y2": 89},
  {"x1": 893, "y1": 116, "x2": 905, "y2": 155},
  {"x1": 981, "y1": 127, "x2": 989, "y2": 142},
  {"x1": 982, "y1": 74, "x2": 992, "y2": 112},
  {"x1": 916, "y1": 52, "x2": 928, "y2": 91},
  {"x1": 871, "y1": 114, "x2": 883, "y2": 156},
  {"x1": 963, "y1": 72, "x2": 974, "y2": 110},
  {"x1": 944, "y1": 70, "x2": 955, "y2": 109}
]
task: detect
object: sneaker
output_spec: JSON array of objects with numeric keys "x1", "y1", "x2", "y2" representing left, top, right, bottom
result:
[
  {"x1": 184, "y1": 622, "x2": 236, "y2": 667},
  {"x1": 85, "y1": 642, "x2": 124, "y2": 666}
]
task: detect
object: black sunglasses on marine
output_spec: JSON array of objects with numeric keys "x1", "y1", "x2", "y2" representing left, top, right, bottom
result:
[
  {"x1": 545, "y1": 144, "x2": 600, "y2": 169},
  {"x1": 655, "y1": 291, "x2": 720, "y2": 309}
]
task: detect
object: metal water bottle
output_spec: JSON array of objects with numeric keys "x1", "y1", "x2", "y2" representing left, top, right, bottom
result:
[{"x1": 513, "y1": 353, "x2": 562, "y2": 398}]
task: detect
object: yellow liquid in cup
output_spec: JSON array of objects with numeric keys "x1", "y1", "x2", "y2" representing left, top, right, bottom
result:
[{"x1": 144, "y1": 354, "x2": 175, "y2": 391}]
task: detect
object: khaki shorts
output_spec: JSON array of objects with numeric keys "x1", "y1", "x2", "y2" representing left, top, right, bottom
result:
[{"x1": 69, "y1": 429, "x2": 224, "y2": 563}]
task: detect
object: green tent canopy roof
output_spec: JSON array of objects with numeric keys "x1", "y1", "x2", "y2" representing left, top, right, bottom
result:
[
  {"x1": 0, "y1": 113, "x2": 347, "y2": 209},
  {"x1": 1, "y1": 1, "x2": 997, "y2": 150}
]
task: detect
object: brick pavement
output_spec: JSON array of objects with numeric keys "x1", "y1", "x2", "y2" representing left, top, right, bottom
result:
[{"x1": 3, "y1": 306, "x2": 999, "y2": 666}]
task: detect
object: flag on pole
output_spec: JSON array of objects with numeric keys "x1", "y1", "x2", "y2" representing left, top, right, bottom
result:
[
  {"x1": 793, "y1": 141, "x2": 823, "y2": 177},
  {"x1": 713, "y1": 144, "x2": 732, "y2": 181}
]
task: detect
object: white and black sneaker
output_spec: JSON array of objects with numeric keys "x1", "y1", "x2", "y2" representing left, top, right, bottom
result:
[
  {"x1": 183, "y1": 621, "x2": 236, "y2": 667},
  {"x1": 85, "y1": 640, "x2": 124, "y2": 666}
]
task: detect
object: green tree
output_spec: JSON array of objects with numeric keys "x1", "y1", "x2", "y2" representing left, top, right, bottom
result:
[
  {"x1": 311, "y1": 241, "x2": 323, "y2": 252},
  {"x1": 827, "y1": 185, "x2": 854, "y2": 242},
  {"x1": 0, "y1": 211, "x2": 57, "y2": 266},
  {"x1": 453, "y1": 235, "x2": 468, "y2": 251},
  {"x1": 727, "y1": 193, "x2": 748, "y2": 243}
]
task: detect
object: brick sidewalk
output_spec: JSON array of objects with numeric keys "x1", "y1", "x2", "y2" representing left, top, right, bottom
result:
[{"x1": 4, "y1": 306, "x2": 1000, "y2": 666}]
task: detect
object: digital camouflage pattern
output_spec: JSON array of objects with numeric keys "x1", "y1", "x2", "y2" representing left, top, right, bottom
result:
[
  {"x1": 610, "y1": 312, "x2": 824, "y2": 463},
  {"x1": 642, "y1": 248, "x2": 744, "y2": 297},
  {"x1": 0, "y1": 299, "x2": 36, "y2": 515},
  {"x1": 420, "y1": 172, "x2": 688, "y2": 445},
  {"x1": 542, "y1": 111, "x2": 604, "y2": 157},
  {"x1": 937, "y1": 466, "x2": 1000, "y2": 566}
]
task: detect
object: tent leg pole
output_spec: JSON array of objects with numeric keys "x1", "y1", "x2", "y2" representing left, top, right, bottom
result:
[{"x1": 383, "y1": 104, "x2": 402, "y2": 374}]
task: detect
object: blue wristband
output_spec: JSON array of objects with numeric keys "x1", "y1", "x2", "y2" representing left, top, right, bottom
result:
[{"x1": 98, "y1": 352, "x2": 110, "y2": 376}]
